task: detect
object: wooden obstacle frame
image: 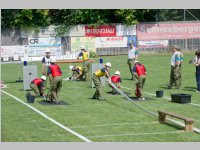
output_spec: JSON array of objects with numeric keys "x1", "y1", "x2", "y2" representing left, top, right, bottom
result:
[
  {"x1": 56, "y1": 59, "x2": 96, "y2": 63},
  {"x1": 158, "y1": 110, "x2": 194, "y2": 132}
]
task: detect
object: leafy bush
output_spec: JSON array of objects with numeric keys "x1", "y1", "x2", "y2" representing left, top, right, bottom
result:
[{"x1": 89, "y1": 51, "x2": 97, "y2": 58}]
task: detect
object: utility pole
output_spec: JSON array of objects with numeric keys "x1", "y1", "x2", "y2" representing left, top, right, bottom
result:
[
  {"x1": 156, "y1": 9, "x2": 159, "y2": 23},
  {"x1": 183, "y1": 9, "x2": 186, "y2": 50},
  {"x1": 184, "y1": 9, "x2": 186, "y2": 21}
]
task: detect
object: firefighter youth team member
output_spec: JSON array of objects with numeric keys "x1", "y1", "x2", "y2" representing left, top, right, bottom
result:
[
  {"x1": 127, "y1": 43, "x2": 138, "y2": 80},
  {"x1": 42, "y1": 49, "x2": 52, "y2": 87},
  {"x1": 77, "y1": 46, "x2": 90, "y2": 81},
  {"x1": 47, "y1": 57, "x2": 62, "y2": 103},
  {"x1": 110, "y1": 70, "x2": 122, "y2": 94},
  {"x1": 69, "y1": 65, "x2": 84, "y2": 80},
  {"x1": 168, "y1": 46, "x2": 183, "y2": 89},
  {"x1": 92, "y1": 62, "x2": 112, "y2": 100},
  {"x1": 133, "y1": 61, "x2": 146, "y2": 100},
  {"x1": 30, "y1": 75, "x2": 46, "y2": 97}
]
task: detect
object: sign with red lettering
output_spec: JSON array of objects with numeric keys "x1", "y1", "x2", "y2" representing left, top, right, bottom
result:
[
  {"x1": 85, "y1": 25, "x2": 116, "y2": 37},
  {"x1": 95, "y1": 37, "x2": 127, "y2": 48}
]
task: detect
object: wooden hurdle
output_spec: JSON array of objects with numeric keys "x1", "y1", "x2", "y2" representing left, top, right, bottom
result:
[{"x1": 158, "y1": 110, "x2": 194, "y2": 132}]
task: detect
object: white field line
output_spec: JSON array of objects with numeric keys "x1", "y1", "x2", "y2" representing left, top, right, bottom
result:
[
  {"x1": 190, "y1": 103, "x2": 200, "y2": 107},
  {"x1": 120, "y1": 86, "x2": 200, "y2": 134},
  {"x1": 121, "y1": 86, "x2": 200, "y2": 107},
  {"x1": 2, "y1": 90, "x2": 92, "y2": 142},
  {"x1": 145, "y1": 92, "x2": 200, "y2": 108},
  {"x1": 108, "y1": 80, "x2": 157, "y2": 116},
  {"x1": 145, "y1": 91, "x2": 200, "y2": 108},
  {"x1": 71, "y1": 121, "x2": 158, "y2": 129},
  {"x1": 88, "y1": 130, "x2": 185, "y2": 138}
]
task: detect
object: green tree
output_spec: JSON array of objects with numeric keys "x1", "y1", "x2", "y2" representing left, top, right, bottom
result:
[
  {"x1": 184, "y1": 9, "x2": 200, "y2": 21},
  {"x1": 1, "y1": 9, "x2": 51, "y2": 29},
  {"x1": 1, "y1": 9, "x2": 156, "y2": 35},
  {"x1": 114, "y1": 9, "x2": 156, "y2": 24},
  {"x1": 1, "y1": 9, "x2": 21, "y2": 28},
  {"x1": 48, "y1": 9, "x2": 156, "y2": 35},
  {"x1": 50, "y1": 9, "x2": 156, "y2": 26},
  {"x1": 49, "y1": 9, "x2": 80, "y2": 36},
  {"x1": 156, "y1": 9, "x2": 183, "y2": 21}
]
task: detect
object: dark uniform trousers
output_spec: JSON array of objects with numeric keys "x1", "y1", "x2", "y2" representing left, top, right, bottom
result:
[
  {"x1": 50, "y1": 76, "x2": 62, "y2": 101},
  {"x1": 169, "y1": 65, "x2": 182, "y2": 88},
  {"x1": 92, "y1": 74, "x2": 103, "y2": 99},
  {"x1": 83, "y1": 60, "x2": 90, "y2": 81},
  {"x1": 127, "y1": 59, "x2": 134, "y2": 79}
]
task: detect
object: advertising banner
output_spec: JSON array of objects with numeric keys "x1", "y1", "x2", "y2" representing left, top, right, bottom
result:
[
  {"x1": 71, "y1": 37, "x2": 96, "y2": 52},
  {"x1": 21, "y1": 25, "x2": 86, "y2": 37},
  {"x1": 137, "y1": 22, "x2": 200, "y2": 40},
  {"x1": 28, "y1": 37, "x2": 61, "y2": 47},
  {"x1": 116, "y1": 25, "x2": 136, "y2": 36},
  {"x1": 96, "y1": 36, "x2": 127, "y2": 48},
  {"x1": 0, "y1": 45, "x2": 62, "y2": 57},
  {"x1": 28, "y1": 46, "x2": 62, "y2": 56},
  {"x1": 127, "y1": 35, "x2": 137, "y2": 47},
  {"x1": 67, "y1": 25, "x2": 85, "y2": 36},
  {"x1": 138, "y1": 40, "x2": 169, "y2": 48},
  {"x1": 21, "y1": 26, "x2": 57, "y2": 38},
  {"x1": 27, "y1": 37, "x2": 62, "y2": 56},
  {"x1": 0, "y1": 46, "x2": 28, "y2": 57},
  {"x1": 85, "y1": 25, "x2": 116, "y2": 37}
]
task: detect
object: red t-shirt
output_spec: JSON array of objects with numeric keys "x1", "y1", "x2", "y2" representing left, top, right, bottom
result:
[{"x1": 111, "y1": 75, "x2": 122, "y2": 83}]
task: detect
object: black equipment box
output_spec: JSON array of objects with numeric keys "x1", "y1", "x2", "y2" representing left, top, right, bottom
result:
[{"x1": 171, "y1": 94, "x2": 191, "y2": 104}]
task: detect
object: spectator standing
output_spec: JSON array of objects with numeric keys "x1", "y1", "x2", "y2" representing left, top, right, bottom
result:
[
  {"x1": 168, "y1": 46, "x2": 183, "y2": 89},
  {"x1": 193, "y1": 49, "x2": 200, "y2": 92},
  {"x1": 127, "y1": 43, "x2": 138, "y2": 80}
]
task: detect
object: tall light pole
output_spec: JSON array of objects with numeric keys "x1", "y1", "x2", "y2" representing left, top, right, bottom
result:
[
  {"x1": 156, "y1": 9, "x2": 159, "y2": 22},
  {"x1": 184, "y1": 9, "x2": 186, "y2": 21}
]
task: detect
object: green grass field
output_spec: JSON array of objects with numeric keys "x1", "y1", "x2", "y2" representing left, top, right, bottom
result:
[{"x1": 1, "y1": 53, "x2": 200, "y2": 142}]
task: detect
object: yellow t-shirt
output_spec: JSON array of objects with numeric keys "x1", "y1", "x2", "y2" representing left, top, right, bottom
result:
[
  {"x1": 95, "y1": 68, "x2": 107, "y2": 77},
  {"x1": 82, "y1": 51, "x2": 89, "y2": 61},
  {"x1": 74, "y1": 66, "x2": 83, "y2": 74}
]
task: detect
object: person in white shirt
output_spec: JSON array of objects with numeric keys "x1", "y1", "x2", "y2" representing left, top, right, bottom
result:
[
  {"x1": 42, "y1": 49, "x2": 51, "y2": 75},
  {"x1": 127, "y1": 43, "x2": 139, "y2": 80},
  {"x1": 168, "y1": 46, "x2": 183, "y2": 89},
  {"x1": 42, "y1": 49, "x2": 52, "y2": 87}
]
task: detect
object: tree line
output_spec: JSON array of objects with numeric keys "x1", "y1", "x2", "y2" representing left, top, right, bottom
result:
[{"x1": 1, "y1": 9, "x2": 200, "y2": 35}]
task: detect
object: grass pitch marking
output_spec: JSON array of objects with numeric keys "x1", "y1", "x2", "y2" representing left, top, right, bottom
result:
[
  {"x1": 120, "y1": 86, "x2": 200, "y2": 134},
  {"x1": 121, "y1": 86, "x2": 200, "y2": 108},
  {"x1": 2, "y1": 90, "x2": 92, "y2": 142},
  {"x1": 71, "y1": 121, "x2": 158, "y2": 129},
  {"x1": 88, "y1": 130, "x2": 185, "y2": 138},
  {"x1": 190, "y1": 103, "x2": 200, "y2": 107},
  {"x1": 109, "y1": 84, "x2": 200, "y2": 133},
  {"x1": 145, "y1": 92, "x2": 200, "y2": 108}
]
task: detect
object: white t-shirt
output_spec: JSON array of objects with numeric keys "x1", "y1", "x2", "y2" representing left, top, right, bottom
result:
[
  {"x1": 171, "y1": 51, "x2": 181, "y2": 66},
  {"x1": 128, "y1": 47, "x2": 138, "y2": 59},
  {"x1": 194, "y1": 56, "x2": 198, "y2": 63},
  {"x1": 42, "y1": 56, "x2": 51, "y2": 67}
]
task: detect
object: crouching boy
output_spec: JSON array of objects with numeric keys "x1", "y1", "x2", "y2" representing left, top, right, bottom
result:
[{"x1": 110, "y1": 70, "x2": 122, "y2": 94}]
